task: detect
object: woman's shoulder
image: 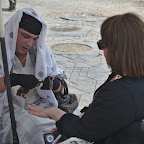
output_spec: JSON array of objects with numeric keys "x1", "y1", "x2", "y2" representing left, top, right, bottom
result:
[
  {"x1": 110, "y1": 76, "x2": 144, "y2": 88},
  {"x1": 98, "y1": 76, "x2": 144, "y2": 97}
]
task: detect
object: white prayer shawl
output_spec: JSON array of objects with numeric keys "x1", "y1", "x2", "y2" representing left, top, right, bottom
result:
[{"x1": 0, "y1": 8, "x2": 62, "y2": 116}]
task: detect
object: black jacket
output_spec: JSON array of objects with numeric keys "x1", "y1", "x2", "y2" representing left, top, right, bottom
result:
[{"x1": 56, "y1": 73, "x2": 144, "y2": 143}]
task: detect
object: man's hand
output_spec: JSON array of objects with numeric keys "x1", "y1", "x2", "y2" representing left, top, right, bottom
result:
[
  {"x1": 40, "y1": 76, "x2": 53, "y2": 90},
  {"x1": 41, "y1": 76, "x2": 60, "y2": 91},
  {"x1": 9, "y1": 73, "x2": 39, "y2": 90}
]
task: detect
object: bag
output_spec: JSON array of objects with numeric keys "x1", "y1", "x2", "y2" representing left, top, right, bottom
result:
[
  {"x1": 55, "y1": 75, "x2": 78, "y2": 113},
  {"x1": 55, "y1": 93, "x2": 78, "y2": 113}
]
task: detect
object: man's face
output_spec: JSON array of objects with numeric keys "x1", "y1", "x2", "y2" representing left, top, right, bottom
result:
[{"x1": 16, "y1": 28, "x2": 39, "y2": 55}]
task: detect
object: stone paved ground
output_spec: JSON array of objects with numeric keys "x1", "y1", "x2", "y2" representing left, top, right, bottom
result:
[{"x1": 1, "y1": 0, "x2": 144, "y2": 108}]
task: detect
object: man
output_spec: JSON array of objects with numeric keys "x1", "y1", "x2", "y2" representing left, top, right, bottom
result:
[{"x1": 0, "y1": 8, "x2": 65, "y2": 144}]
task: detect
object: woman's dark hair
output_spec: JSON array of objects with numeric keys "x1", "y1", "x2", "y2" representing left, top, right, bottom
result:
[{"x1": 101, "y1": 13, "x2": 144, "y2": 78}]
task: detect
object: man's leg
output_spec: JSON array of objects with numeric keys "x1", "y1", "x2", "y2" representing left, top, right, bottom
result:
[
  {"x1": 8, "y1": 0, "x2": 16, "y2": 11},
  {"x1": 1, "y1": 105, "x2": 56, "y2": 144}
]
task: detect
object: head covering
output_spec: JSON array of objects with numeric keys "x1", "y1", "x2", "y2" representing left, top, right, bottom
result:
[{"x1": 19, "y1": 13, "x2": 42, "y2": 35}]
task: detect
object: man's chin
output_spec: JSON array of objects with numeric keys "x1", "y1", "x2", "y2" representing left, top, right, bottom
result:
[{"x1": 16, "y1": 51, "x2": 27, "y2": 55}]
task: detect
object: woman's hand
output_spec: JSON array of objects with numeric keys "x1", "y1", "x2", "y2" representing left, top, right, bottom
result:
[
  {"x1": 27, "y1": 104, "x2": 66, "y2": 121},
  {"x1": 79, "y1": 112, "x2": 85, "y2": 118},
  {"x1": 50, "y1": 127, "x2": 57, "y2": 134},
  {"x1": 27, "y1": 104, "x2": 52, "y2": 119}
]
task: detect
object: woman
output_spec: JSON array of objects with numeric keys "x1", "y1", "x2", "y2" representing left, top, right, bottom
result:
[{"x1": 28, "y1": 13, "x2": 144, "y2": 143}]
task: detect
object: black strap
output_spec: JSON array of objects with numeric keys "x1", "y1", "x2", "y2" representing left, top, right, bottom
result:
[{"x1": 1, "y1": 38, "x2": 19, "y2": 144}]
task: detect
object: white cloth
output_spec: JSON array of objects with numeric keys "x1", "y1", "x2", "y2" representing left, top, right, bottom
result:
[
  {"x1": 0, "y1": 7, "x2": 63, "y2": 116},
  {"x1": 0, "y1": 51, "x2": 57, "y2": 144},
  {"x1": 0, "y1": 104, "x2": 56, "y2": 144},
  {"x1": 12, "y1": 51, "x2": 40, "y2": 108}
]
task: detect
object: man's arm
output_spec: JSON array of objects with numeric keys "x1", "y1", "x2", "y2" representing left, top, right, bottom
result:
[
  {"x1": 0, "y1": 77, "x2": 6, "y2": 93},
  {"x1": 0, "y1": 73, "x2": 39, "y2": 93}
]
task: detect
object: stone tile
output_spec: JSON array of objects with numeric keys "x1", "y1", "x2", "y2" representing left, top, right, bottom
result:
[
  {"x1": 79, "y1": 93, "x2": 93, "y2": 107},
  {"x1": 88, "y1": 67, "x2": 109, "y2": 81},
  {"x1": 69, "y1": 76, "x2": 96, "y2": 93}
]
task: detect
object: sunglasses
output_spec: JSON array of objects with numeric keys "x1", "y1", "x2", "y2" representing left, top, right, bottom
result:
[{"x1": 97, "y1": 40, "x2": 105, "y2": 50}]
